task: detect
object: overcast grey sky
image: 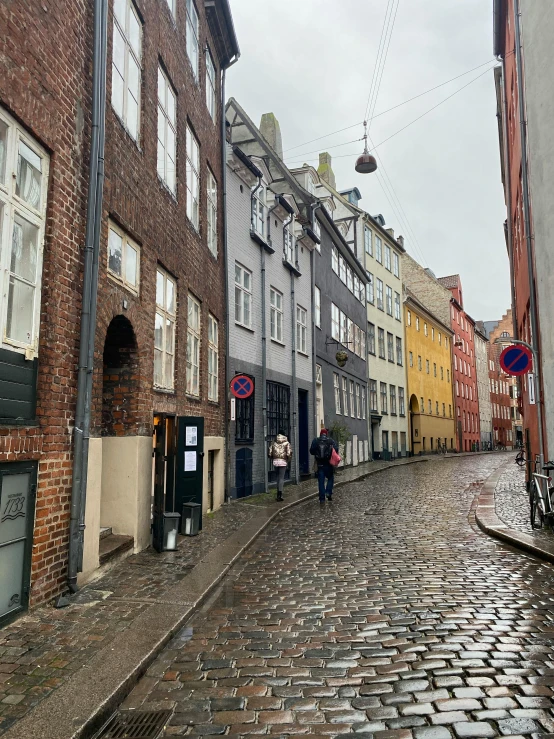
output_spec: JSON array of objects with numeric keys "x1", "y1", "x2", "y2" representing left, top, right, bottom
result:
[{"x1": 226, "y1": 0, "x2": 509, "y2": 322}]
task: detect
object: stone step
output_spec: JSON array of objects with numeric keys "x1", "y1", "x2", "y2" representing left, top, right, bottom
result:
[
  {"x1": 100, "y1": 527, "x2": 112, "y2": 540},
  {"x1": 99, "y1": 534, "x2": 134, "y2": 566}
]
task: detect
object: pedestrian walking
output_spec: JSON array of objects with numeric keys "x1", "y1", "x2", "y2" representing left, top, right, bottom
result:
[
  {"x1": 310, "y1": 429, "x2": 339, "y2": 503},
  {"x1": 268, "y1": 429, "x2": 292, "y2": 502}
]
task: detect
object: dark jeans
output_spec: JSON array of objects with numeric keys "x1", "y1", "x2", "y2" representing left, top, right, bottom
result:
[
  {"x1": 317, "y1": 464, "x2": 334, "y2": 500},
  {"x1": 275, "y1": 465, "x2": 286, "y2": 496}
]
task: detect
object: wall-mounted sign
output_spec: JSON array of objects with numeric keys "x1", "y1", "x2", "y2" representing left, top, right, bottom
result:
[
  {"x1": 184, "y1": 451, "x2": 197, "y2": 472},
  {"x1": 499, "y1": 345, "x2": 532, "y2": 376},
  {"x1": 230, "y1": 374, "x2": 254, "y2": 399},
  {"x1": 185, "y1": 426, "x2": 198, "y2": 446}
]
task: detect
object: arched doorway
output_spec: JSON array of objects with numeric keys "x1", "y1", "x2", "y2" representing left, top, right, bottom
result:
[
  {"x1": 409, "y1": 394, "x2": 420, "y2": 455},
  {"x1": 102, "y1": 315, "x2": 139, "y2": 436}
]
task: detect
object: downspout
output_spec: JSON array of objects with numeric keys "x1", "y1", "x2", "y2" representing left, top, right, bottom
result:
[
  {"x1": 284, "y1": 213, "x2": 299, "y2": 483},
  {"x1": 221, "y1": 54, "x2": 240, "y2": 503},
  {"x1": 68, "y1": 0, "x2": 107, "y2": 592},
  {"x1": 310, "y1": 203, "x2": 322, "y2": 444},
  {"x1": 514, "y1": 0, "x2": 545, "y2": 467}
]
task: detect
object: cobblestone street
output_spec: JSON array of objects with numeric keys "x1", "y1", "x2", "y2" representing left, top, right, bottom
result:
[
  {"x1": 494, "y1": 463, "x2": 554, "y2": 543},
  {"x1": 113, "y1": 453, "x2": 554, "y2": 738}
]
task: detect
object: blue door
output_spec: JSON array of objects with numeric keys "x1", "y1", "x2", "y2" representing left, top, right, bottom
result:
[{"x1": 235, "y1": 448, "x2": 253, "y2": 499}]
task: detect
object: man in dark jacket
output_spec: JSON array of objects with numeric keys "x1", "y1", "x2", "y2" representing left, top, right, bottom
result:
[{"x1": 310, "y1": 429, "x2": 339, "y2": 503}]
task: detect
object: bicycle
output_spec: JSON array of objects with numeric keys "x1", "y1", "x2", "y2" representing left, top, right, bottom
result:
[
  {"x1": 515, "y1": 449, "x2": 526, "y2": 467},
  {"x1": 437, "y1": 441, "x2": 447, "y2": 455},
  {"x1": 530, "y1": 460, "x2": 554, "y2": 529}
]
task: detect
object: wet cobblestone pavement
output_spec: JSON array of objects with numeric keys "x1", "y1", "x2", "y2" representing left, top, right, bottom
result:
[
  {"x1": 495, "y1": 461, "x2": 554, "y2": 543},
  {"x1": 115, "y1": 453, "x2": 554, "y2": 739}
]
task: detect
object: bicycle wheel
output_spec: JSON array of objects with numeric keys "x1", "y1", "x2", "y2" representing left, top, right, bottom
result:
[
  {"x1": 516, "y1": 451, "x2": 525, "y2": 467},
  {"x1": 531, "y1": 485, "x2": 545, "y2": 529}
]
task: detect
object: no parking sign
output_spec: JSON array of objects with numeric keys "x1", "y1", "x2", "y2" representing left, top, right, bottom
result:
[
  {"x1": 499, "y1": 345, "x2": 533, "y2": 376},
  {"x1": 230, "y1": 374, "x2": 254, "y2": 399}
]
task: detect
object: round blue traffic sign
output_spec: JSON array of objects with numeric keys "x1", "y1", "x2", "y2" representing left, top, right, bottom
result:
[
  {"x1": 230, "y1": 374, "x2": 254, "y2": 399},
  {"x1": 499, "y1": 345, "x2": 532, "y2": 376}
]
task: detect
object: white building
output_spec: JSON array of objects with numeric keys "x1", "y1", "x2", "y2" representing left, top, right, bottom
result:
[{"x1": 474, "y1": 324, "x2": 493, "y2": 449}]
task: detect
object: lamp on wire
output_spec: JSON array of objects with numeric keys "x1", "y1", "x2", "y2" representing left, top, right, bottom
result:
[{"x1": 355, "y1": 120, "x2": 378, "y2": 174}]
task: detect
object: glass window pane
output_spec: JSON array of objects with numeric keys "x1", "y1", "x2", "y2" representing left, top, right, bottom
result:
[
  {"x1": 165, "y1": 350, "x2": 174, "y2": 388},
  {"x1": 167, "y1": 87, "x2": 175, "y2": 124},
  {"x1": 128, "y1": 56, "x2": 140, "y2": 100},
  {"x1": 156, "y1": 270, "x2": 164, "y2": 306},
  {"x1": 112, "y1": 25, "x2": 125, "y2": 75},
  {"x1": 154, "y1": 348, "x2": 163, "y2": 386},
  {"x1": 129, "y1": 7, "x2": 141, "y2": 57},
  {"x1": 154, "y1": 311, "x2": 164, "y2": 349},
  {"x1": 166, "y1": 278, "x2": 175, "y2": 314},
  {"x1": 114, "y1": 0, "x2": 125, "y2": 27},
  {"x1": 158, "y1": 67, "x2": 165, "y2": 104},
  {"x1": 0, "y1": 120, "x2": 7, "y2": 186},
  {"x1": 165, "y1": 317, "x2": 174, "y2": 354},
  {"x1": 125, "y1": 242, "x2": 137, "y2": 286},
  {"x1": 108, "y1": 228, "x2": 123, "y2": 276},
  {"x1": 16, "y1": 141, "x2": 42, "y2": 209},
  {"x1": 112, "y1": 66, "x2": 124, "y2": 118},
  {"x1": 11, "y1": 214, "x2": 38, "y2": 282},
  {"x1": 126, "y1": 94, "x2": 138, "y2": 140},
  {"x1": 7, "y1": 278, "x2": 34, "y2": 344},
  {"x1": 167, "y1": 124, "x2": 175, "y2": 165}
]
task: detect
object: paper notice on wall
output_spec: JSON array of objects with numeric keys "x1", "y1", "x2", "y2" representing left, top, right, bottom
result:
[
  {"x1": 184, "y1": 451, "x2": 197, "y2": 472},
  {"x1": 528, "y1": 373, "x2": 536, "y2": 405},
  {"x1": 186, "y1": 426, "x2": 198, "y2": 446}
]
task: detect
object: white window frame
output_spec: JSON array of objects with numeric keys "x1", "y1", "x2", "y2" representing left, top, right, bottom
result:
[
  {"x1": 340, "y1": 311, "x2": 347, "y2": 346},
  {"x1": 364, "y1": 226, "x2": 373, "y2": 256},
  {"x1": 356, "y1": 384, "x2": 361, "y2": 419},
  {"x1": 157, "y1": 65, "x2": 177, "y2": 194},
  {"x1": 376, "y1": 278, "x2": 384, "y2": 310},
  {"x1": 206, "y1": 47, "x2": 216, "y2": 121},
  {"x1": 350, "y1": 380, "x2": 355, "y2": 419},
  {"x1": 234, "y1": 262, "x2": 252, "y2": 328},
  {"x1": 284, "y1": 222, "x2": 295, "y2": 265},
  {"x1": 367, "y1": 273, "x2": 374, "y2": 304},
  {"x1": 386, "y1": 286, "x2": 393, "y2": 316},
  {"x1": 393, "y1": 252, "x2": 399, "y2": 277},
  {"x1": 339, "y1": 255, "x2": 347, "y2": 283},
  {"x1": 315, "y1": 286, "x2": 321, "y2": 328},
  {"x1": 332, "y1": 245, "x2": 339, "y2": 274},
  {"x1": 394, "y1": 292, "x2": 401, "y2": 321},
  {"x1": 107, "y1": 220, "x2": 140, "y2": 294},
  {"x1": 186, "y1": 125, "x2": 200, "y2": 229},
  {"x1": 334, "y1": 372, "x2": 341, "y2": 414},
  {"x1": 0, "y1": 112, "x2": 50, "y2": 355},
  {"x1": 385, "y1": 245, "x2": 391, "y2": 271},
  {"x1": 375, "y1": 236, "x2": 382, "y2": 263},
  {"x1": 207, "y1": 168, "x2": 218, "y2": 257},
  {"x1": 342, "y1": 376, "x2": 349, "y2": 415},
  {"x1": 186, "y1": 0, "x2": 199, "y2": 80},
  {"x1": 270, "y1": 287, "x2": 284, "y2": 343},
  {"x1": 252, "y1": 183, "x2": 266, "y2": 238},
  {"x1": 208, "y1": 313, "x2": 218, "y2": 401},
  {"x1": 331, "y1": 303, "x2": 340, "y2": 341},
  {"x1": 362, "y1": 386, "x2": 367, "y2": 420},
  {"x1": 186, "y1": 293, "x2": 201, "y2": 396},
  {"x1": 154, "y1": 267, "x2": 176, "y2": 390},
  {"x1": 296, "y1": 305, "x2": 307, "y2": 355},
  {"x1": 112, "y1": 0, "x2": 141, "y2": 141}
]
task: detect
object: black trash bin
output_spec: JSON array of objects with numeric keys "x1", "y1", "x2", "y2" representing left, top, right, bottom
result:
[{"x1": 182, "y1": 502, "x2": 201, "y2": 536}]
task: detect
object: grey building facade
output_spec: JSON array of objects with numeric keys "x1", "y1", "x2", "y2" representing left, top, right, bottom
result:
[{"x1": 225, "y1": 100, "x2": 318, "y2": 497}]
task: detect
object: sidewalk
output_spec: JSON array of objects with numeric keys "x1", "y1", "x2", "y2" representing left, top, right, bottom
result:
[
  {"x1": 0, "y1": 456, "x2": 426, "y2": 739},
  {"x1": 475, "y1": 453, "x2": 554, "y2": 561}
]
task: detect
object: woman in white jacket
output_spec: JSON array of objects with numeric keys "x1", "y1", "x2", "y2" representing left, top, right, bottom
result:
[{"x1": 268, "y1": 429, "x2": 292, "y2": 502}]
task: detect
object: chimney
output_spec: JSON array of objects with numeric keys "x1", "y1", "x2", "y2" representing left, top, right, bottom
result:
[
  {"x1": 259, "y1": 113, "x2": 283, "y2": 159},
  {"x1": 317, "y1": 152, "x2": 336, "y2": 190},
  {"x1": 397, "y1": 235, "x2": 404, "y2": 248},
  {"x1": 386, "y1": 227, "x2": 395, "y2": 238}
]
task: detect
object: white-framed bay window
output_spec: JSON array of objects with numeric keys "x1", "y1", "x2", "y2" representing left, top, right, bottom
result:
[
  {"x1": 234, "y1": 263, "x2": 251, "y2": 328},
  {"x1": 208, "y1": 313, "x2": 218, "y2": 401},
  {"x1": 0, "y1": 111, "x2": 49, "y2": 355},
  {"x1": 157, "y1": 65, "x2": 176, "y2": 194},
  {"x1": 207, "y1": 168, "x2": 217, "y2": 257},
  {"x1": 270, "y1": 287, "x2": 283, "y2": 343},
  {"x1": 186, "y1": 0, "x2": 199, "y2": 80},
  {"x1": 112, "y1": 0, "x2": 141, "y2": 141},
  {"x1": 186, "y1": 293, "x2": 201, "y2": 396},
  {"x1": 206, "y1": 48, "x2": 216, "y2": 121},
  {"x1": 186, "y1": 125, "x2": 200, "y2": 229},
  {"x1": 296, "y1": 305, "x2": 307, "y2": 354},
  {"x1": 108, "y1": 220, "x2": 139, "y2": 293},
  {"x1": 154, "y1": 267, "x2": 176, "y2": 389}
]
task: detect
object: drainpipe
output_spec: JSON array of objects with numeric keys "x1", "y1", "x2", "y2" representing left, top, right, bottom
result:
[
  {"x1": 221, "y1": 55, "x2": 240, "y2": 503},
  {"x1": 310, "y1": 204, "x2": 322, "y2": 443},
  {"x1": 283, "y1": 212, "x2": 299, "y2": 483},
  {"x1": 514, "y1": 0, "x2": 545, "y2": 468},
  {"x1": 68, "y1": 0, "x2": 108, "y2": 592}
]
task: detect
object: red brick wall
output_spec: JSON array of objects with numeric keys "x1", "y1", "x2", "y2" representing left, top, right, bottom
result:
[
  {"x1": 450, "y1": 302, "x2": 480, "y2": 451},
  {"x1": 0, "y1": 0, "x2": 92, "y2": 604}
]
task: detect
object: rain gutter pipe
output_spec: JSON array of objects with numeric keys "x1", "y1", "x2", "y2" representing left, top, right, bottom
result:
[
  {"x1": 68, "y1": 0, "x2": 108, "y2": 591},
  {"x1": 310, "y1": 203, "x2": 322, "y2": 444},
  {"x1": 284, "y1": 212, "x2": 299, "y2": 484}
]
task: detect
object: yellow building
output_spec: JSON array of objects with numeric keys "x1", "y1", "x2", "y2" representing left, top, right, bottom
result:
[{"x1": 405, "y1": 290, "x2": 456, "y2": 453}]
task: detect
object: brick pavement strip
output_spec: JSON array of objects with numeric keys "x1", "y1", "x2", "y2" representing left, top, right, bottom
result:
[
  {"x1": 57, "y1": 450, "x2": 554, "y2": 739},
  {"x1": 0, "y1": 456, "x2": 428, "y2": 738}
]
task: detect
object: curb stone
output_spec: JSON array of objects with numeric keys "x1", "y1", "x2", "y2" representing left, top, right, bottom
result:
[
  {"x1": 5, "y1": 457, "x2": 428, "y2": 739},
  {"x1": 475, "y1": 458, "x2": 554, "y2": 564}
]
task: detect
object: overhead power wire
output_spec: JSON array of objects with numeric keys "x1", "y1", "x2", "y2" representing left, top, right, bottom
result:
[
  {"x1": 366, "y1": 0, "x2": 400, "y2": 130},
  {"x1": 364, "y1": 0, "x2": 396, "y2": 125}
]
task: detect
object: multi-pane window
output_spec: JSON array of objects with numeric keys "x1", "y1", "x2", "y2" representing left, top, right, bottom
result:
[
  {"x1": 346, "y1": 266, "x2": 353, "y2": 293},
  {"x1": 426, "y1": 359, "x2": 430, "y2": 374},
  {"x1": 421, "y1": 396, "x2": 424, "y2": 413},
  {"x1": 424, "y1": 322, "x2": 428, "y2": 336},
  {"x1": 376, "y1": 236, "x2": 382, "y2": 263},
  {"x1": 387, "y1": 332, "x2": 394, "y2": 362},
  {"x1": 376, "y1": 279, "x2": 384, "y2": 310},
  {"x1": 0, "y1": 111, "x2": 49, "y2": 353},
  {"x1": 331, "y1": 303, "x2": 340, "y2": 341},
  {"x1": 332, "y1": 246, "x2": 339, "y2": 274},
  {"x1": 315, "y1": 286, "x2": 321, "y2": 328},
  {"x1": 362, "y1": 386, "x2": 366, "y2": 419},
  {"x1": 347, "y1": 318, "x2": 354, "y2": 348},
  {"x1": 396, "y1": 336, "x2": 402, "y2": 365},
  {"x1": 186, "y1": 294, "x2": 201, "y2": 396},
  {"x1": 399, "y1": 387, "x2": 405, "y2": 416},
  {"x1": 112, "y1": 0, "x2": 141, "y2": 140},
  {"x1": 342, "y1": 376, "x2": 348, "y2": 416},
  {"x1": 207, "y1": 168, "x2": 218, "y2": 257},
  {"x1": 270, "y1": 288, "x2": 284, "y2": 343},
  {"x1": 108, "y1": 221, "x2": 139, "y2": 293},
  {"x1": 340, "y1": 311, "x2": 347, "y2": 345},
  {"x1": 284, "y1": 224, "x2": 295, "y2": 265},
  {"x1": 296, "y1": 305, "x2": 307, "y2": 354},
  {"x1": 334, "y1": 372, "x2": 341, "y2": 414},
  {"x1": 416, "y1": 317, "x2": 420, "y2": 331},
  {"x1": 390, "y1": 385, "x2": 397, "y2": 415},
  {"x1": 428, "y1": 399, "x2": 432, "y2": 414},
  {"x1": 441, "y1": 366, "x2": 444, "y2": 380},
  {"x1": 186, "y1": 0, "x2": 199, "y2": 80},
  {"x1": 407, "y1": 310, "x2": 411, "y2": 326},
  {"x1": 356, "y1": 384, "x2": 361, "y2": 419},
  {"x1": 267, "y1": 382, "x2": 290, "y2": 440},
  {"x1": 234, "y1": 263, "x2": 252, "y2": 328},
  {"x1": 154, "y1": 268, "x2": 176, "y2": 389},
  {"x1": 433, "y1": 362, "x2": 437, "y2": 377},
  {"x1": 386, "y1": 286, "x2": 393, "y2": 315},
  {"x1": 368, "y1": 323, "x2": 376, "y2": 354},
  {"x1": 367, "y1": 273, "x2": 374, "y2": 303},
  {"x1": 418, "y1": 355, "x2": 422, "y2": 370},
  {"x1": 393, "y1": 252, "x2": 399, "y2": 277},
  {"x1": 186, "y1": 125, "x2": 200, "y2": 229},
  {"x1": 350, "y1": 380, "x2": 355, "y2": 418},
  {"x1": 394, "y1": 292, "x2": 401, "y2": 320},
  {"x1": 236, "y1": 381, "x2": 254, "y2": 442},
  {"x1": 436, "y1": 401, "x2": 439, "y2": 415},
  {"x1": 409, "y1": 351, "x2": 413, "y2": 366},
  {"x1": 378, "y1": 328, "x2": 385, "y2": 359},
  {"x1": 339, "y1": 255, "x2": 347, "y2": 283},
  {"x1": 364, "y1": 226, "x2": 373, "y2": 255},
  {"x1": 385, "y1": 245, "x2": 391, "y2": 271},
  {"x1": 447, "y1": 369, "x2": 450, "y2": 382},
  {"x1": 157, "y1": 66, "x2": 176, "y2": 193},
  {"x1": 208, "y1": 314, "x2": 218, "y2": 401},
  {"x1": 438, "y1": 331, "x2": 442, "y2": 344},
  {"x1": 442, "y1": 402, "x2": 446, "y2": 417},
  {"x1": 252, "y1": 184, "x2": 266, "y2": 238},
  {"x1": 206, "y1": 49, "x2": 216, "y2": 121},
  {"x1": 380, "y1": 382, "x2": 388, "y2": 414},
  {"x1": 369, "y1": 379, "x2": 378, "y2": 412},
  {"x1": 360, "y1": 328, "x2": 366, "y2": 358}
]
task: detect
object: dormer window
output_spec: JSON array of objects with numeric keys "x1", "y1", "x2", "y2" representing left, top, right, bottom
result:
[
  {"x1": 252, "y1": 183, "x2": 266, "y2": 238},
  {"x1": 307, "y1": 175, "x2": 316, "y2": 195},
  {"x1": 284, "y1": 222, "x2": 295, "y2": 265}
]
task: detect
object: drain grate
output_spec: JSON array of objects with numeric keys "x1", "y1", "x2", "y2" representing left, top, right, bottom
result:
[{"x1": 94, "y1": 709, "x2": 173, "y2": 739}]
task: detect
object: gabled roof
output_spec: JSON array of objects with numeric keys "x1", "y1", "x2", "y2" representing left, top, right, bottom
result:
[
  {"x1": 205, "y1": 0, "x2": 240, "y2": 68},
  {"x1": 437, "y1": 274, "x2": 460, "y2": 289}
]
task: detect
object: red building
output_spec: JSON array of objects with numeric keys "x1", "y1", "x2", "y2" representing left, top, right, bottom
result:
[
  {"x1": 488, "y1": 347, "x2": 512, "y2": 449},
  {"x1": 438, "y1": 275, "x2": 480, "y2": 451}
]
